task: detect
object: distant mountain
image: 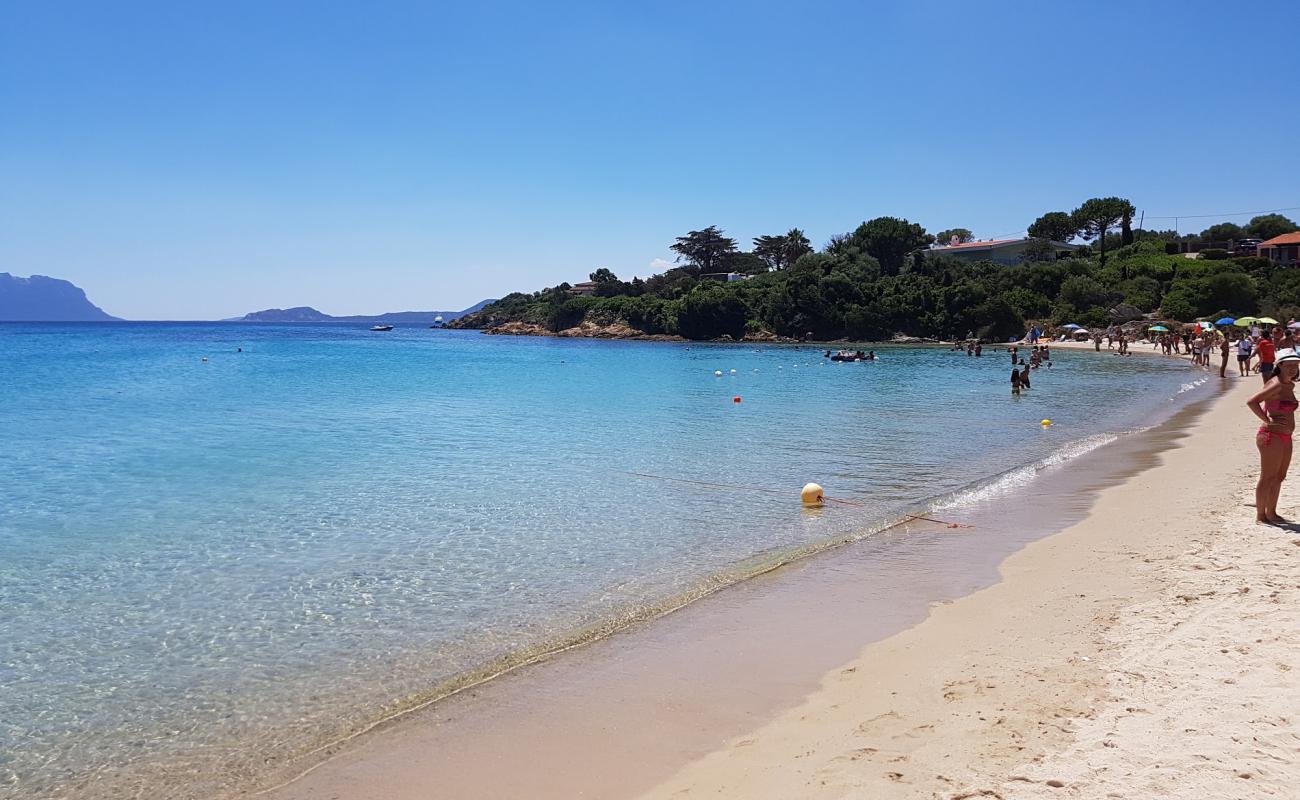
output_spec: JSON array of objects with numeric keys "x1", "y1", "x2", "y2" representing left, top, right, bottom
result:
[
  {"x1": 0, "y1": 273, "x2": 120, "y2": 321},
  {"x1": 237, "y1": 299, "x2": 495, "y2": 324}
]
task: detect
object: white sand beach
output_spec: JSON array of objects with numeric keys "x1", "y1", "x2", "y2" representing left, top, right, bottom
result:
[{"x1": 638, "y1": 376, "x2": 1300, "y2": 799}]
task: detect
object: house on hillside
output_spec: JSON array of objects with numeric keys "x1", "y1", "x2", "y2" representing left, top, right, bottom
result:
[
  {"x1": 568, "y1": 281, "x2": 599, "y2": 296},
  {"x1": 1259, "y1": 233, "x2": 1300, "y2": 266},
  {"x1": 699, "y1": 272, "x2": 749, "y2": 282},
  {"x1": 927, "y1": 237, "x2": 1079, "y2": 265}
]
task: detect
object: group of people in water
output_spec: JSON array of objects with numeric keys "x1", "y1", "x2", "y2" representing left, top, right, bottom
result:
[
  {"x1": 947, "y1": 340, "x2": 1051, "y2": 396},
  {"x1": 823, "y1": 349, "x2": 876, "y2": 361},
  {"x1": 1008, "y1": 344, "x2": 1050, "y2": 395}
]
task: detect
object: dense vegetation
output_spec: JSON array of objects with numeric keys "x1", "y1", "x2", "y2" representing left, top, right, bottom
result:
[{"x1": 457, "y1": 203, "x2": 1300, "y2": 342}]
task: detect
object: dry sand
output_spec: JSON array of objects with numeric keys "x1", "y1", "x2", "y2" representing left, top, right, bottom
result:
[{"x1": 638, "y1": 377, "x2": 1300, "y2": 799}]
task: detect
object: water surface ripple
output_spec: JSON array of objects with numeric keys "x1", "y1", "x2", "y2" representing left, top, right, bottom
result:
[{"x1": 0, "y1": 324, "x2": 1206, "y2": 799}]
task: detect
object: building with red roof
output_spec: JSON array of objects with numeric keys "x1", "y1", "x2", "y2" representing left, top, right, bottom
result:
[{"x1": 1259, "y1": 233, "x2": 1300, "y2": 266}]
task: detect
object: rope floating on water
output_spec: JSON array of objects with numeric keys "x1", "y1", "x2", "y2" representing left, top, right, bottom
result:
[{"x1": 619, "y1": 471, "x2": 972, "y2": 528}]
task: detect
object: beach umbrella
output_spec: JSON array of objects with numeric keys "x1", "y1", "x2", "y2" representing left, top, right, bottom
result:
[
  {"x1": 1235, "y1": 316, "x2": 1259, "y2": 326},
  {"x1": 1215, "y1": 317, "x2": 1236, "y2": 326},
  {"x1": 1061, "y1": 323, "x2": 1081, "y2": 329},
  {"x1": 1258, "y1": 317, "x2": 1279, "y2": 325},
  {"x1": 1289, "y1": 321, "x2": 1300, "y2": 330},
  {"x1": 1148, "y1": 325, "x2": 1169, "y2": 332}
]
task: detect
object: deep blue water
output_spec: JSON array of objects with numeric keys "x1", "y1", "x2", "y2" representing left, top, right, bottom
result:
[{"x1": 0, "y1": 323, "x2": 1209, "y2": 799}]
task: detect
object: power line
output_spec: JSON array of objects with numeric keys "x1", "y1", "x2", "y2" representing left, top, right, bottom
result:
[
  {"x1": 1139, "y1": 205, "x2": 1300, "y2": 221},
  {"x1": 979, "y1": 204, "x2": 1297, "y2": 241}
]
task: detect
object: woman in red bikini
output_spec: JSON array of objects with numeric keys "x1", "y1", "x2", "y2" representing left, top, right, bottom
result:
[{"x1": 1247, "y1": 349, "x2": 1300, "y2": 524}]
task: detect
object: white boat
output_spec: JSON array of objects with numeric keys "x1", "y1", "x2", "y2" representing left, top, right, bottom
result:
[{"x1": 370, "y1": 325, "x2": 393, "y2": 332}]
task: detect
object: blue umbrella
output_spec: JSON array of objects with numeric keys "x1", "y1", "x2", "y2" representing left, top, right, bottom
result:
[
  {"x1": 1061, "y1": 323, "x2": 1081, "y2": 329},
  {"x1": 1215, "y1": 317, "x2": 1236, "y2": 326}
]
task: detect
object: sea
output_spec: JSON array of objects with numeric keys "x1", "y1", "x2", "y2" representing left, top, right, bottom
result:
[{"x1": 0, "y1": 323, "x2": 1212, "y2": 799}]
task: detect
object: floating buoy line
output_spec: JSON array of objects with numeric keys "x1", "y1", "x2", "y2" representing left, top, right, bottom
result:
[{"x1": 619, "y1": 470, "x2": 972, "y2": 528}]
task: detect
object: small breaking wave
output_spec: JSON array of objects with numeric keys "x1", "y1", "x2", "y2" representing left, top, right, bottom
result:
[{"x1": 928, "y1": 431, "x2": 1132, "y2": 512}]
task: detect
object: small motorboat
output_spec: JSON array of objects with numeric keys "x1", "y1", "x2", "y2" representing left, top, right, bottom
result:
[
  {"x1": 829, "y1": 349, "x2": 876, "y2": 362},
  {"x1": 370, "y1": 325, "x2": 393, "y2": 332}
]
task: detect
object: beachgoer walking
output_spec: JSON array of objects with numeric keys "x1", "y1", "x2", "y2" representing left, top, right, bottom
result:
[
  {"x1": 1246, "y1": 349, "x2": 1300, "y2": 523},
  {"x1": 1238, "y1": 335, "x2": 1253, "y2": 376},
  {"x1": 1255, "y1": 334, "x2": 1277, "y2": 383}
]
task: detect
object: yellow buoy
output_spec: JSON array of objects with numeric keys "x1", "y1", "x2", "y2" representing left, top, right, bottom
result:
[
  {"x1": 1041, "y1": 419, "x2": 1052, "y2": 427},
  {"x1": 801, "y1": 482, "x2": 825, "y2": 506}
]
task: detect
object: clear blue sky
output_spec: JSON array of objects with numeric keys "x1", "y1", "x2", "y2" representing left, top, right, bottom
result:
[{"x1": 2, "y1": 0, "x2": 1297, "y2": 320}]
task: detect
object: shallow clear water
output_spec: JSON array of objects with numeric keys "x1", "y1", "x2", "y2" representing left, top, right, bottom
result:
[{"x1": 0, "y1": 324, "x2": 1208, "y2": 799}]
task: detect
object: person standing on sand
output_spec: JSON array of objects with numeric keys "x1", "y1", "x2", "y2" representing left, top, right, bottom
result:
[
  {"x1": 1246, "y1": 349, "x2": 1300, "y2": 524},
  {"x1": 1254, "y1": 334, "x2": 1277, "y2": 383},
  {"x1": 1220, "y1": 334, "x2": 1231, "y2": 377},
  {"x1": 1274, "y1": 325, "x2": 1294, "y2": 351},
  {"x1": 1238, "y1": 335, "x2": 1254, "y2": 376}
]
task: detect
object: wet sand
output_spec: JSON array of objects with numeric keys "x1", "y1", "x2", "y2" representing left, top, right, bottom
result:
[
  {"x1": 260, "y1": 362, "x2": 1247, "y2": 799},
  {"x1": 639, "y1": 376, "x2": 1300, "y2": 798}
]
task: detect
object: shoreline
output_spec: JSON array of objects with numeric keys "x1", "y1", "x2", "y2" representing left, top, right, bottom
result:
[
  {"x1": 638, "y1": 374, "x2": 1300, "y2": 798},
  {"x1": 259, "y1": 352, "x2": 1249, "y2": 800}
]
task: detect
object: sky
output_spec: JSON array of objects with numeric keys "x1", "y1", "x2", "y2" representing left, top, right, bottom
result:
[{"x1": 1, "y1": 0, "x2": 1297, "y2": 320}]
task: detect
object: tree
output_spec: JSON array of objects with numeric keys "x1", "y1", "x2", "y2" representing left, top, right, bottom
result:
[
  {"x1": 845, "y1": 217, "x2": 934, "y2": 276},
  {"x1": 1246, "y1": 214, "x2": 1299, "y2": 241},
  {"x1": 1072, "y1": 197, "x2": 1136, "y2": 263},
  {"x1": 1058, "y1": 274, "x2": 1109, "y2": 310},
  {"x1": 753, "y1": 228, "x2": 813, "y2": 271},
  {"x1": 670, "y1": 226, "x2": 738, "y2": 275},
  {"x1": 1027, "y1": 211, "x2": 1078, "y2": 243},
  {"x1": 1200, "y1": 222, "x2": 1244, "y2": 243},
  {"x1": 781, "y1": 228, "x2": 813, "y2": 267},
  {"x1": 723, "y1": 251, "x2": 769, "y2": 275},
  {"x1": 1020, "y1": 238, "x2": 1058, "y2": 262},
  {"x1": 678, "y1": 284, "x2": 748, "y2": 340},
  {"x1": 589, "y1": 267, "x2": 619, "y2": 283},
  {"x1": 1120, "y1": 205, "x2": 1135, "y2": 246},
  {"x1": 935, "y1": 228, "x2": 974, "y2": 246}
]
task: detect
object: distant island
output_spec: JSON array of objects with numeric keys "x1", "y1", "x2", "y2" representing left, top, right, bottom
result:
[
  {"x1": 0, "y1": 273, "x2": 494, "y2": 323},
  {"x1": 237, "y1": 299, "x2": 494, "y2": 324},
  {"x1": 0, "y1": 273, "x2": 120, "y2": 321}
]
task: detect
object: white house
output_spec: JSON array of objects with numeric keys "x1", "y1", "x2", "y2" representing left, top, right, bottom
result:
[{"x1": 927, "y1": 237, "x2": 1079, "y2": 265}]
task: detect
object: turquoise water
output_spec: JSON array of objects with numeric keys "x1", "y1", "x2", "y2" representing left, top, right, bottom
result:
[{"x1": 0, "y1": 324, "x2": 1208, "y2": 799}]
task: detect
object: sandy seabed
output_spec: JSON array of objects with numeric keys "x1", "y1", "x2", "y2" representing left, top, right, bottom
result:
[{"x1": 267, "y1": 352, "x2": 1298, "y2": 800}]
